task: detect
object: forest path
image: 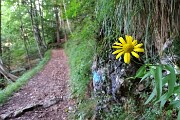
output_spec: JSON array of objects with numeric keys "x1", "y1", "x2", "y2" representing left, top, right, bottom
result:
[{"x1": 0, "y1": 49, "x2": 74, "y2": 120}]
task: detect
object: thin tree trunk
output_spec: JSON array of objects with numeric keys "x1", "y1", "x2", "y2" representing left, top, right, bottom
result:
[
  {"x1": 20, "y1": 24, "x2": 32, "y2": 69},
  {"x1": 60, "y1": 5, "x2": 67, "y2": 41},
  {"x1": 63, "y1": 0, "x2": 72, "y2": 34},
  {"x1": 38, "y1": 0, "x2": 47, "y2": 49},
  {"x1": 29, "y1": 0, "x2": 43, "y2": 59},
  {"x1": 18, "y1": 0, "x2": 31, "y2": 69},
  {"x1": 54, "y1": 5, "x2": 61, "y2": 43},
  {"x1": 33, "y1": 0, "x2": 43, "y2": 47}
]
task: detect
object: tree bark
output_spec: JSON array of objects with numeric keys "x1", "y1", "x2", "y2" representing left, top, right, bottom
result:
[
  {"x1": 29, "y1": 0, "x2": 43, "y2": 59},
  {"x1": 54, "y1": 4, "x2": 61, "y2": 43},
  {"x1": 33, "y1": 0, "x2": 43, "y2": 47},
  {"x1": 20, "y1": 23, "x2": 32, "y2": 69},
  {"x1": 63, "y1": 0, "x2": 72, "y2": 34},
  {"x1": 60, "y1": 5, "x2": 67, "y2": 41},
  {"x1": 38, "y1": 0, "x2": 47, "y2": 49},
  {"x1": 18, "y1": 0, "x2": 32, "y2": 69}
]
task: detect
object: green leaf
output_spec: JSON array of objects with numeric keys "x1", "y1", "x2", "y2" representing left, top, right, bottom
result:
[
  {"x1": 160, "y1": 100, "x2": 166, "y2": 109},
  {"x1": 165, "y1": 65, "x2": 176, "y2": 98},
  {"x1": 168, "y1": 100, "x2": 180, "y2": 109},
  {"x1": 135, "y1": 65, "x2": 146, "y2": 78},
  {"x1": 178, "y1": 110, "x2": 180, "y2": 120},
  {"x1": 154, "y1": 65, "x2": 162, "y2": 100},
  {"x1": 145, "y1": 88, "x2": 156, "y2": 104},
  {"x1": 174, "y1": 86, "x2": 180, "y2": 94},
  {"x1": 150, "y1": 66, "x2": 155, "y2": 78},
  {"x1": 145, "y1": 74, "x2": 170, "y2": 105},
  {"x1": 162, "y1": 74, "x2": 171, "y2": 85},
  {"x1": 159, "y1": 93, "x2": 168, "y2": 108},
  {"x1": 155, "y1": 75, "x2": 171, "y2": 107},
  {"x1": 140, "y1": 71, "x2": 151, "y2": 82}
]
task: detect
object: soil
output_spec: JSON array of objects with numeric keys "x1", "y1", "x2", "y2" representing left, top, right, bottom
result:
[{"x1": 0, "y1": 49, "x2": 75, "y2": 120}]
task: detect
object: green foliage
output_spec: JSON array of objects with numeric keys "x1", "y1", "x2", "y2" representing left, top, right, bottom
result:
[
  {"x1": 154, "y1": 65, "x2": 162, "y2": 100},
  {"x1": 0, "y1": 50, "x2": 51, "y2": 104},
  {"x1": 104, "y1": 105, "x2": 130, "y2": 120},
  {"x1": 135, "y1": 65, "x2": 146, "y2": 78},
  {"x1": 135, "y1": 64, "x2": 179, "y2": 118},
  {"x1": 71, "y1": 99, "x2": 96, "y2": 120},
  {"x1": 65, "y1": 0, "x2": 81, "y2": 18},
  {"x1": 65, "y1": 19, "x2": 96, "y2": 100},
  {"x1": 64, "y1": 0, "x2": 180, "y2": 119},
  {"x1": 1, "y1": 0, "x2": 60, "y2": 71},
  {"x1": 64, "y1": 1, "x2": 97, "y2": 118}
]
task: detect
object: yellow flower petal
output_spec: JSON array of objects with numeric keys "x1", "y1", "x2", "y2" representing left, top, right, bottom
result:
[
  {"x1": 116, "y1": 51, "x2": 124, "y2": 59},
  {"x1": 114, "y1": 42, "x2": 122, "y2": 46},
  {"x1": 132, "y1": 40, "x2": 137, "y2": 46},
  {"x1": 134, "y1": 48, "x2": 144, "y2": 52},
  {"x1": 112, "y1": 46, "x2": 122, "y2": 48},
  {"x1": 119, "y1": 37, "x2": 126, "y2": 45},
  {"x1": 124, "y1": 53, "x2": 130, "y2": 64},
  {"x1": 125, "y1": 35, "x2": 133, "y2": 44},
  {"x1": 134, "y1": 43, "x2": 143, "y2": 48},
  {"x1": 112, "y1": 49, "x2": 123, "y2": 54},
  {"x1": 131, "y1": 51, "x2": 140, "y2": 58}
]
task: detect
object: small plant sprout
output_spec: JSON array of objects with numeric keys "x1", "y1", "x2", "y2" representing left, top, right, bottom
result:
[{"x1": 112, "y1": 35, "x2": 144, "y2": 64}]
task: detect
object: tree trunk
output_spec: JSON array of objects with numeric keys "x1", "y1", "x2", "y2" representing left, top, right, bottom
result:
[
  {"x1": 63, "y1": 0, "x2": 72, "y2": 34},
  {"x1": 20, "y1": 23, "x2": 32, "y2": 69},
  {"x1": 54, "y1": 5, "x2": 61, "y2": 43},
  {"x1": 29, "y1": 0, "x2": 43, "y2": 59},
  {"x1": 18, "y1": 0, "x2": 32, "y2": 69},
  {"x1": 38, "y1": 0, "x2": 47, "y2": 49},
  {"x1": 60, "y1": 5, "x2": 67, "y2": 41},
  {"x1": 33, "y1": 0, "x2": 43, "y2": 47}
]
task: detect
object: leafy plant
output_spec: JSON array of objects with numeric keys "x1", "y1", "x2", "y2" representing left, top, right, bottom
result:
[
  {"x1": 105, "y1": 105, "x2": 130, "y2": 120},
  {"x1": 135, "y1": 64, "x2": 179, "y2": 118}
]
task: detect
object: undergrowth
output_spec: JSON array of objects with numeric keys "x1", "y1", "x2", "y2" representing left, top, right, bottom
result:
[
  {"x1": 65, "y1": 18, "x2": 96, "y2": 100},
  {"x1": 65, "y1": 17, "x2": 97, "y2": 119},
  {"x1": 104, "y1": 104, "x2": 174, "y2": 120},
  {"x1": 104, "y1": 105, "x2": 132, "y2": 120},
  {"x1": 0, "y1": 50, "x2": 51, "y2": 104}
]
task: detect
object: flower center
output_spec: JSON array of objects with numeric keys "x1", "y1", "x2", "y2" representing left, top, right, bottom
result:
[{"x1": 123, "y1": 44, "x2": 134, "y2": 53}]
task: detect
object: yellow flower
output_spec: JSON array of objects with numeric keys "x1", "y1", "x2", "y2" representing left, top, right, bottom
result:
[{"x1": 112, "y1": 35, "x2": 144, "y2": 64}]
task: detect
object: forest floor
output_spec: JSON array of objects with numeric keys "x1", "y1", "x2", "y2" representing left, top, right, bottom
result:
[{"x1": 0, "y1": 49, "x2": 75, "y2": 120}]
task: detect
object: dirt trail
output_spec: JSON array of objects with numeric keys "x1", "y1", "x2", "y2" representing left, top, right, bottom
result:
[{"x1": 0, "y1": 49, "x2": 74, "y2": 120}]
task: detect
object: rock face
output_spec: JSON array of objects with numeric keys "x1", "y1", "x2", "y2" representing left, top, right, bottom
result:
[
  {"x1": 91, "y1": 53, "x2": 142, "y2": 119},
  {"x1": 92, "y1": 54, "x2": 140, "y2": 98}
]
